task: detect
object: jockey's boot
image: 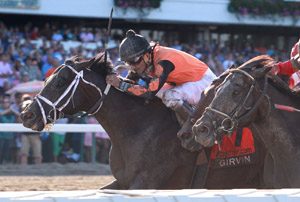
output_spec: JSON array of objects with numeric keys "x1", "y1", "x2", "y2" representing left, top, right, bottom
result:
[{"x1": 173, "y1": 101, "x2": 194, "y2": 126}]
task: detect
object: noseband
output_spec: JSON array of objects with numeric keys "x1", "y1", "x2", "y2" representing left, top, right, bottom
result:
[
  {"x1": 35, "y1": 64, "x2": 110, "y2": 129},
  {"x1": 205, "y1": 68, "x2": 269, "y2": 137}
]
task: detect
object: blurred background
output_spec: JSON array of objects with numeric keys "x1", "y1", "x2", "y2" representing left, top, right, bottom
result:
[{"x1": 0, "y1": 0, "x2": 299, "y2": 167}]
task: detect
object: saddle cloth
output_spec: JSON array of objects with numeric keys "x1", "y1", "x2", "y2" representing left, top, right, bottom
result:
[{"x1": 210, "y1": 128, "x2": 256, "y2": 169}]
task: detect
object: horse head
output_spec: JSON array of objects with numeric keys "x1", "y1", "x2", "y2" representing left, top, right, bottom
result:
[
  {"x1": 192, "y1": 55, "x2": 274, "y2": 147},
  {"x1": 21, "y1": 53, "x2": 113, "y2": 131},
  {"x1": 177, "y1": 67, "x2": 236, "y2": 151}
]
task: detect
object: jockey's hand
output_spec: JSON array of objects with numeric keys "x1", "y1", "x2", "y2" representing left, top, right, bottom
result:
[
  {"x1": 106, "y1": 74, "x2": 121, "y2": 88},
  {"x1": 291, "y1": 54, "x2": 300, "y2": 70},
  {"x1": 269, "y1": 64, "x2": 279, "y2": 75}
]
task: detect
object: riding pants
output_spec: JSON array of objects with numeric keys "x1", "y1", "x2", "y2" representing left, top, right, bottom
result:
[{"x1": 156, "y1": 68, "x2": 216, "y2": 109}]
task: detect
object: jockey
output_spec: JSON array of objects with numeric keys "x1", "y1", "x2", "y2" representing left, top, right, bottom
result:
[
  {"x1": 106, "y1": 29, "x2": 216, "y2": 119},
  {"x1": 273, "y1": 39, "x2": 300, "y2": 91}
]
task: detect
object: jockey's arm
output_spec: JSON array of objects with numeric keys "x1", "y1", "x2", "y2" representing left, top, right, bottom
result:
[
  {"x1": 118, "y1": 60, "x2": 175, "y2": 99},
  {"x1": 276, "y1": 60, "x2": 295, "y2": 76},
  {"x1": 275, "y1": 40, "x2": 300, "y2": 76}
]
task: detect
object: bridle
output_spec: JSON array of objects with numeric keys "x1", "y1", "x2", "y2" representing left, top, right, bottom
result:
[
  {"x1": 204, "y1": 68, "x2": 269, "y2": 139},
  {"x1": 35, "y1": 64, "x2": 110, "y2": 129}
]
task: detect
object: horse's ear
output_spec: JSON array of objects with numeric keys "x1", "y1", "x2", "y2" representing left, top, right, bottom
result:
[
  {"x1": 65, "y1": 56, "x2": 79, "y2": 66},
  {"x1": 75, "y1": 57, "x2": 96, "y2": 70}
]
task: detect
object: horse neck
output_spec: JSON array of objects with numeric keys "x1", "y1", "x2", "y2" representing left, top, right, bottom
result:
[
  {"x1": 253, "y1": 115, "x2": 299, "y2": 159},
  {"x1": 252, "y1": 84, "x2": 300, "y2": 182},
  {"x1": 92, "y1": 87, "x2": 176, "y2": 142}
]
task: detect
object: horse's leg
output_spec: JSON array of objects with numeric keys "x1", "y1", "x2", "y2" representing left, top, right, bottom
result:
[
  {"x1": 263, "y1": 152, "x2": 275, "y2": 188},
  {"x1": 104, "y1": 144, "x2": 126, "y2": 189},
  {"x1": 128, "y1": 163, "x2": 194, "y2": 189},
  {"x1": 127, "y1": 170, "x2": 168, "y2": 189},
  {"x1": 128, "y1": 174, "x2": 164, "y2": 189},
  {"x1": 99, "y1": 180, "x2": 122, "y2": 189}
]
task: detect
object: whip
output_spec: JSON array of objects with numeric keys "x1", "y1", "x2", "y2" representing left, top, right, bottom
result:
[{"x1": 274, "y1": 104, "x2": 300, "y2": 113}]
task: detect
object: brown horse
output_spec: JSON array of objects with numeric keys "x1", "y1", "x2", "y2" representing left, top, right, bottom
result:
[
  {"x1": 21, "y1": 52, "x2": 264, "y2": 189},
  {"x1": 193, "y1": 55, "x2": 300, "y2": 188}
]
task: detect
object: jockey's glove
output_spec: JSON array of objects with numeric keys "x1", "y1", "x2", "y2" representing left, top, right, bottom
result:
[{"x1": 291, "y1": 53, "x2": 300, "y2": 70}]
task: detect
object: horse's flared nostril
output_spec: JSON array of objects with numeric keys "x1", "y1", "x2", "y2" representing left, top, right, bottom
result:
[
  {"x1": 193, "y1": 122, "x2": 215, "y2": 147},
  {"x1": 193, "y1": 123, "x2": 209, "y2": 135},
  {"x1": 177, "y1": 131, "x2": 190, "y2": 139},
  {"x1": 200, "y1": 125, "x2": 209, "y2": 134},
  {"x1": 21, "y1": 111, "x2": 35, "y2": 121},
  {"x1": 177, "y1": 131, "x2": 183, "y2": 138}
]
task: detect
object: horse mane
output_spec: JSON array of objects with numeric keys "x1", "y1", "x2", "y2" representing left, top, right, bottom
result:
[
  {"x1": 239, "y1": 55, "x2": 275, "y2": 71},
  {"x1": 237, "y1": 55, "x2": 300, "y2": 101},
  {"x1": 89, "y1": 52, "x2": 114, "y2": 76},
  {"x1": 211, "y1": 68, "x2": 232, "y2": 86},
  {"x1": 64, "y1": 52, "x2": 114, "y2": 77}
]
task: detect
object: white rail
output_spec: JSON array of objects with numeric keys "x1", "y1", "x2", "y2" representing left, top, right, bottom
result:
[
  {"x1": 0, "y1": 123, "x2": 105, "y2": 133},
  {"x1": 1, "y1": 189, "x2": 300, "y2": 201}
]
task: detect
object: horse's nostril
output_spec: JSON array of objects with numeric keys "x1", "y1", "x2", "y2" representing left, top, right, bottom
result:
[
  {"x1": 193, "y1": 123, "x2": 210, "y2": 136},
  {"x1": 177, "y1": 131, "x2": 185, "y2": 138},
  {"x1": 21, "y1": 111, "x2": 35, "y2": 121},
  {"x1": 199, "y1": 125, "x2": 208, "y2": 133},
  {"x1": 177, "y1": 131, "x2": 190, "y2": 139}
]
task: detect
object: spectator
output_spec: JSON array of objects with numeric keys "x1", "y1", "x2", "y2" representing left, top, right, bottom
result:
[
  {"x1": 51, "y1": 118, "x2": 68, "y2": 162},
  {"x1": 41, "y1": 55, "x2": 54, "y2": 79},
  {"x1": 0, "y1": 94, "x2": 16, "y2": 164},
  {"x1": 51, "y1": 30, "x2": 63, "y2": 42},
  {"x1": 44, "y1": 57, "x2": 60, "y2": 79},
  {"x1": 96, "y1": 130, "x2": 110, "y2": 164},
  {"x1": 20, "y1": 56, "x2": 42, "y2": 81},
  {"x1": 222, "y1": 53, "x2": 235, "y2": 71},
  {"x1": 0, "y1": 54, "x2": 13, "y2": 94},
  {"x1": 19, "y1": 94, "x2": 42, "y2": 164},
  {"x1": 80, "y1": 27, "x2": 94, "y2": 42},
  {"x1": 30, "y1": 26, "x2": 40, "y2": 40},
  {"x1": 62, "y1": 117, "x2": 85, "y2": 162},
  {"x1": 84, "y1": 117, "x2": 110, "y2": 164},
  {"x1": 10, "y1": 92, "x2": 23, "y2": 117},
  {"x1": 11, "y1": 59, "x2": 23, "y2": 86},
  {"x1": 10, "y1": 92, "x2": 23, "y2": 163}
]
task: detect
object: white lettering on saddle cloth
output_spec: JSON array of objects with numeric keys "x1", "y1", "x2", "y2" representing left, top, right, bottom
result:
[
  {"x1": 212, "y1": 155, "x2": 253, "y2": 169},
  {"x1": 209, "y1": 128, "x2": 256, "y2": 169},
  {"x1": 219, "y1": 155, "x2": 251, "y2": 167}
]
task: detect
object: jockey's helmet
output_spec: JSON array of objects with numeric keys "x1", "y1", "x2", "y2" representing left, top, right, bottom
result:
[{"x1": 119, "y1": 29, "x2": 151, "y2": 63}]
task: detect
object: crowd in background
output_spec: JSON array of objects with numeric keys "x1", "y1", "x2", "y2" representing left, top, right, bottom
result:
[{"x1": 0, "y1": 20, "x2": 290, "y2": 165}]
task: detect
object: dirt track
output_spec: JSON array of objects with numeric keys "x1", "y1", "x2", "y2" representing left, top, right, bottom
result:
[{"x1": 0, "y1": 163, "x2": 115, "y2": 191}]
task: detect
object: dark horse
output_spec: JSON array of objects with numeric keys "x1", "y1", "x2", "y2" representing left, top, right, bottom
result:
[
  {"x1": 178, "y1": 67, "x2": 266, "y2": 187},
  {"x1": 193, "y1": 55, "x2": 300, "y2": 188},
  {"x1": 21, "y1": 52, "x2": 264, "y2": 189}
]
